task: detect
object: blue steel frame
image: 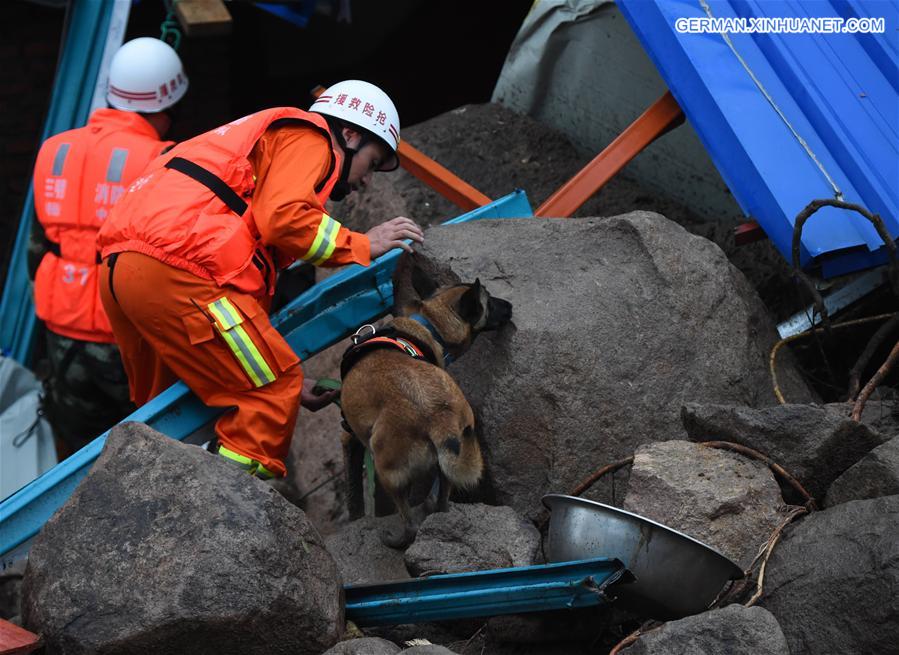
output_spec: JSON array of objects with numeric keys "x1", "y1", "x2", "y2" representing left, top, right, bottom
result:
[
  {"x1": 0, "y1": 1, "x2": 118, "y2": 365},
  {"x1": 0, "y1": 190, "x2": 533, "y2": 567}
]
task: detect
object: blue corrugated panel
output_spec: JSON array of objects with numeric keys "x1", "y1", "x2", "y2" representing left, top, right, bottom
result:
[
  {"x1": 0, "y1": 190, "x2": 534, "y2": 566},
  {"x1": 617, "y1": 0, "x2": 898, "y2": 278},
  {"x1": 0, "y1": 2, "x2": 116, "y2": 364}
]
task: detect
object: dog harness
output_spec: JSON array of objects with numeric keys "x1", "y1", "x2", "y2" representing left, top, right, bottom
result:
[{"x1": 340, "y1": 323, "x2": 438, "y2": 380}]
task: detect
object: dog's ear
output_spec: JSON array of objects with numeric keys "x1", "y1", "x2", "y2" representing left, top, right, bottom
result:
[
  {"x1": 458, "y1": 278, "x2": 484, "y2": 324},
  {"x1": 411, "y1": 265, "x2": 439, "y2": 299}
]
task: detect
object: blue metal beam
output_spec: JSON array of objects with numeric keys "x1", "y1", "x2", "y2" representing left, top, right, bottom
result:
[
  {"x1": 0, "y1": 190, "x2": 533, "y2": 566},
  {"x1": 345, "y1": 557, "x2": 632, "y2": 626}
]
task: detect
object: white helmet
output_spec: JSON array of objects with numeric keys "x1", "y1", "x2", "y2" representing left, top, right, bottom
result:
[
  {"x1": 310, "y1": 80, "x2": 400, "y2": 170},
  {"x1": 107, "y1": 38, "x2": 188, "y2": 113}
]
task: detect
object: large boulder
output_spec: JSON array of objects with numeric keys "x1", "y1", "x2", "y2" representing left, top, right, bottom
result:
[
  {"x1": 623, "y1": 441, "x2": 784, "y2": 569},
  {"x1": 322, "y1": 638, "x2": 401, "y2": 655},
  {"x1": 392, "y1": 215, "x2": 814, "y2": 519},
  {"x1": 404, "y1": 503, "x2": 541, "y2": 576},
  {"x1": 625, "y1": 605, "x2": 789, "y2": 654},
  {"x1": 324, "y1": 517, "x2": 411, "y2": 585},
  {"x1": 824, "y1": 437, "x2": 899, "y2": 507},
  {"x1": 332, "y1": 102, "x2": 794, "y2": 318},
  {"x1": 682, "y1": 402, "x2": 889, "y2": 502},
  {"x1": 760, "y1": 495, "x2": 899, "y2": 654},
  {"x1": 22, "y1": 422, "x2": 343, "y2": 655}
]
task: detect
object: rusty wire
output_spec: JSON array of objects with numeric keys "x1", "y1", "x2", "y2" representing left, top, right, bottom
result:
[
  {"x1": 848, "y1": 314, "x2": 899, "y2": 399},
  {"x1": 745, "y1": 506, "x2": 808, "y2": 607},
  {"x1": 769, "y1": 313, "x2": 897, "y2": 404},
  {"x1": 851, "y1": 336, "x2": 899, "y2": 421},
  {"x1": 608, "y1": 621, "x2": 662, "y2": 655},
  {"x1": 787, "y1": 199, "x2": 899, "y2": 401},
  {"x1": 699, "y1": 441, "x2": 817, "y2": 510},
  {"x1": 791, "y1": 199, "x2": 899, "y2": 338},
  {"x1": 536, "y1": 456, "x2": 635, "y2": 531}
]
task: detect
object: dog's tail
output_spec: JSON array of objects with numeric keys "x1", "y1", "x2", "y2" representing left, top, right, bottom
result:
[{"x1": 433, "y1": 422, "x2": 483, "y2": 490}]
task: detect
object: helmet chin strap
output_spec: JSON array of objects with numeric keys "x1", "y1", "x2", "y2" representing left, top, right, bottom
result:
[{"x1": 329, "y1": 128, "x2": 369, "y2": 202}]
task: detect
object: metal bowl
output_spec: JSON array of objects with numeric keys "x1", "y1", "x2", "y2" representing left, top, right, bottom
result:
[{"x1": 542, "y1": 494, "x2": 744, "y2": 619}]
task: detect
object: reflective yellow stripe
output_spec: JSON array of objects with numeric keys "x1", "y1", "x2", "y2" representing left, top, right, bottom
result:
[
  {"x1": 218, "y1": 445, "x2": 254, "y2": 468},
  {"x1": 255, "y1": 462, "x2": 276, "y2": 480},
  {"x1": 207, "y1": 298, "x2": 276, "y2": 388},
  {"x1": 301, "y1": 214, "x2": 341, "y2": 265},
  {"x1": 218, "y1": 446, "x2": 276, "y2": 479},
  {"x1": 208, "y1": 297, "x2": 242, "y2": 330}
]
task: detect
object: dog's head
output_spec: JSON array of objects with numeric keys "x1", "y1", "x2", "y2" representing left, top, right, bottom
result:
[{"x1": 402, "y1": 267, "x2": 513, "y2": 355}]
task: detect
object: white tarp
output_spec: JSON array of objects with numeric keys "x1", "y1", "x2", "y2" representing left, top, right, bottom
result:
[
  {"x1": 492, "y1": 0, "x2": 742, "y2": 221},
  {"x1": 0, "y1": 356, "x2": 57, "y2": 500}
]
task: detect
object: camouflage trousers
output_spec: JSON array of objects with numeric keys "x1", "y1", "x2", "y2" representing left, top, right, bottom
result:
[{"x1": 43, "y1": 330, "x2": 135, "y2": 455}]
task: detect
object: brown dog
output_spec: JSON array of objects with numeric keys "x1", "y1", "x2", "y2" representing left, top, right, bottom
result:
[{"x1": 339, "y1": 266, "x2": 512, "y2": 548}]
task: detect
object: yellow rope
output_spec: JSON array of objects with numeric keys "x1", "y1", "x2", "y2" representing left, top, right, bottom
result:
[{"x1": 770, "y1": 313, "x2": 898, "y2": 404}]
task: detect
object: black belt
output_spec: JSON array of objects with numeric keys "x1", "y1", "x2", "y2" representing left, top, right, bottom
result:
[
  {"x1": 47, "y1": 241, "x2": 102, "y2": 264},
  {"x1": 164, "y1": 156, "x2": 248, "y2": 216}
]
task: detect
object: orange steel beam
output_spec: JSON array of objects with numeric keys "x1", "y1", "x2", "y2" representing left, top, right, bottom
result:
[
  {"x1": 397, "y1": 141, "x2": 492, "y2": 211},
  {"x1": 735, "y1": 220, "x2": 767, "y2": 245},
  {"x1": 311, "y1": 85, "x2": 491, "y2": 211},
  {"x1": 536, "y1": 91, "x2": 685, "y2": 218}
]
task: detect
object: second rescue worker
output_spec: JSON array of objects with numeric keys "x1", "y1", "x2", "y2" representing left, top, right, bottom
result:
[{"x1": 97, "y1": 80, "x2": 424, "y2": 479}]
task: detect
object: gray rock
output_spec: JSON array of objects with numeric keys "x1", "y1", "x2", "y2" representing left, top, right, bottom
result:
[
  {"x1": 392, "y1": 215, "x2": 814, "y2": 520},
  {"x1": 321, "y1": 637, "x2": 401, "y2": 655},
  {"x1": 623, "y1": 441, "x2": 784, "y2": 569},
  {"x1": 281, "y1": 341, "x2": 349, "y2": 536},
  {"x1": 400, "y1": 647, "x2": 459, "y2": 655},
  {"x1": 325, "y1": 517, "x2": 411, "y2": 585},
  {"x1": 850, "y1": 398, "x2": 899, "y2": 437},
  {"x1": 825, "y1": 437, "x2": 899, "y2": 507},
  {"x1": 626, "y1": 604, "x2": 789, "y2": 654},
  {"x1": 682, "y1": 402, "x2": 888, "y2": 502},
  {"x1": 22, "y1": 422, "x2": 342, "y2": 655},
  {"x1": 760, "y1": 495, "x2": 899, "y2": 654},
  {"x1": 404, "y1": 503, "x2": 541, "y2": 576}
]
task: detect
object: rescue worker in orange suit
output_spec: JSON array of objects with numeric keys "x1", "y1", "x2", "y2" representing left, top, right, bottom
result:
[
  {"x1": 97, "y1": 80, "x2": 425, "y2": 480},
  {"x1": 28, "y1": 38, "x2": 188, "y2": 458}
]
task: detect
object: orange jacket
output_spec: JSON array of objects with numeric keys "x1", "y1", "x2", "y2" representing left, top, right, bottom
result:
[
  {"x1": 33, "y1": 109, "x2": 173, "y2": 342},
  {"x1": 98, "y1": 107, "x2": 370, "y2": 298}
]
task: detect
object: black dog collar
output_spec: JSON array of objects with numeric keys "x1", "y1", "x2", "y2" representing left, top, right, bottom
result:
[{"x1": 409, "y1": 313, "x2": 454, "y2": 366}]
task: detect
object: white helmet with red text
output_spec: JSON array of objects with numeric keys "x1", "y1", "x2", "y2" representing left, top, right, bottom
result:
[
  {"x1": 107, "y1": 38, "x2": 188, "y2": 113},
  {"x1": 310, "y1": 80, "x2": 400, "y2": 171}
]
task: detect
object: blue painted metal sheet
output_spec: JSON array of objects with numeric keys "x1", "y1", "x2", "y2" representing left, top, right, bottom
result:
[
  {"x1": 617, "y1": 0, "x2": 898, "y2": 278},
  {"x1": 0, "y1": 190, "x2": 534, "y2": 566},
  {"x1": 0, "y1": 1, "x2": 117, "y2": 364},
  {"x1": 255, "y1": 0, "x2": 318, "y2": 28},
  {"x1": 345, "y1": 557, "x2": 631, "y2": 626}
]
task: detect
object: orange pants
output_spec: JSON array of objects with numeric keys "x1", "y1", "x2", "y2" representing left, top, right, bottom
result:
[{"x1": 98, "y1": 251, "x2": 302, "y2": 477}]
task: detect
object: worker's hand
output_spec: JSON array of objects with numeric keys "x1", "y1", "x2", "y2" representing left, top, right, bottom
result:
[
  {"x1": 300, "y1": 378, "x2": 338, "y2": 412},
  {"x1": 366, "y1": 216, "x2": 424, "y2": 258}
]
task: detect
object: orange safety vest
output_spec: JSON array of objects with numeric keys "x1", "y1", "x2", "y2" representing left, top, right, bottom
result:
[
  {"x1": 33, "y1": 109, "x2": 173, "y2": 343},
  {"x1": 98, "y1": 108, "x2": 342, "y2": 298}
]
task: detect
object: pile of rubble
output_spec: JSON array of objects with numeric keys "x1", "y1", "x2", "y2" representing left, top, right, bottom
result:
[{"x1": 4, "y1": 105, "x2": 898, "y2": 654}]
